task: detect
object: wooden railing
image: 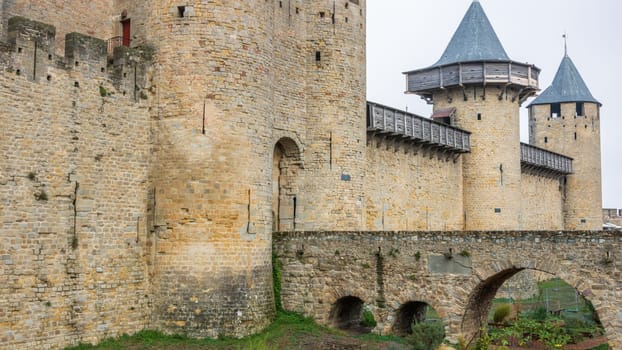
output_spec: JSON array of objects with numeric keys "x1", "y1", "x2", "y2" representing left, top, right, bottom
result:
[
  {"x1": 367, "y1": 102, "x2": 471, "y2": 153},
  {"x1": 520, "y1": 143, "x2": 572, "y2": 175}
]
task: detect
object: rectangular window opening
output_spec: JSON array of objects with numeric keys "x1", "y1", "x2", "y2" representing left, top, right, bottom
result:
[
  {"x1": 544, "y1": 136, "x2": 548, "y2": 143},
  {"x1": 477, "y1": 113, "x2": 482, "y2": 121},
  {"x1": 315, "y1": 51, "x2": 321, "y2": 62},
  {"x1": 178, "y1": 6, "x2": 186, "y2": 17},
  {"x1": 576, "y1": 102, "x2": 584, "y2": 116},
  {"x1": 319, "y1": 11, "x2": 325, "y2": 18},
  {"x1": 551, "y1": 103, "x2": 561, "y2": 118}
]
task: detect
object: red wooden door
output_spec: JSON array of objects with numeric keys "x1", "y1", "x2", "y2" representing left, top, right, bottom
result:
[{"x1": 122, "y1": 19, "x2": 131, "y2": 47}]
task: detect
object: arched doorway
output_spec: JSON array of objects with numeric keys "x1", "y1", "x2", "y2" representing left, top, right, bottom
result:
[{"x1": 272, "y1": 137, "x2": 302, "y2": 232}]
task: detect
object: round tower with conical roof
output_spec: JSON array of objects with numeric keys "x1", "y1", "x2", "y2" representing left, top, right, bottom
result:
[
  {"x1": 528, "y1": 52, "x2": 602, "y2": 230},
  {"x1": 404, "y1": 0, "x2": 540, "y2": 230}
]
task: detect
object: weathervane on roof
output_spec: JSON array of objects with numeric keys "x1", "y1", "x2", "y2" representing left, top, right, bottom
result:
[{"x1": 563, "y1": 32, "x2": 568, "y2": 56}]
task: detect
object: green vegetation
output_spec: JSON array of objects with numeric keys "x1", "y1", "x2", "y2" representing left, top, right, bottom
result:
[
  {"x1": 458, "y1": 250, "x2": 470, "y2": 258},
  {"x1": 63, "y1": 311, "x2": 408, "y2": 350},
  {"x1": 271, "y1": 253, "x2": 282, "y2": 312},
  {"x1": 479, "y1": 278, "x2": 606, "y2": 349},
  {"x1": 360, "y1": 309, "x2": 377, "y2": 327},
  {"x1": 409, "y1": 321, "x2": 445, "y2": 350},
  {"x1": 99, "y1": 85, "x2": 108, "y2": 97},
  {"x1": 414, "y1": 251, "x2": 421, "y2": 261},
  {"x1": 492, "y1": 304, "x2": 511, "y2": 324}
]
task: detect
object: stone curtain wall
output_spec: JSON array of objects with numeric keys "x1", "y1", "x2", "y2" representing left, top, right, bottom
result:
[
  {"x1": 0, "y1": 19, "x2": 152, "y2": 350},
  {"x1": 364, "y1": 139, "x2": 464, "y2": 231},
  {"x1": 274, "y1": 231, "x2": 622, "y2": 347},
  {"x1": 519, "y1": 172, "x2": 564, "y2": 230}
]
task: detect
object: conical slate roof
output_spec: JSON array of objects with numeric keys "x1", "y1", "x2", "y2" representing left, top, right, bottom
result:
[
  {"x1": 529, "y1": 55, "x2": 600, "y2": 106},
  {"x1": 432, "y1": 0, "x2": 510, "y2": 67}
]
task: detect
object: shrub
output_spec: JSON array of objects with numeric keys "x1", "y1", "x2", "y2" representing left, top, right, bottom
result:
[
  {"x1": 526, "y1": 306, "x2": 548, "y2": 321},
  {"x1": 360, "y1": 309, "x2": 377, "y2": 327},
  {"x1": 409, "y1": 321, "x2": 445, "y2": 350},
  {"x1": 493, "y1": 304, "x2": 511, "y2": 324}
]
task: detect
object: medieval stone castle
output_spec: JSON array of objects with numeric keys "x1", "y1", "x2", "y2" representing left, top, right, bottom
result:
[{"x1": 0, "y1": 0, "x2": 607, "y2": 349}]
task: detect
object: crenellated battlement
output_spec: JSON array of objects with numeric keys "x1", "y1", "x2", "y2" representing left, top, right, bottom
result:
[{"x1": 1, "y1": 16, "x2": 153, "y2": 100}]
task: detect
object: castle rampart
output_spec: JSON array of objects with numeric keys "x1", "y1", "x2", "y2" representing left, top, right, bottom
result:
[
  {"x1": 0, "y1": 16, "x2": 154, "y2": 350},
  {"x1": 0, "y1": 1, "x2": 611, "y2": 349}
]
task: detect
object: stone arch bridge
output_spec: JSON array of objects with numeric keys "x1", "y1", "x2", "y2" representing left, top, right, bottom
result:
[{"x1": 273, "y1": 231, "x2": 622, "y2": 348}]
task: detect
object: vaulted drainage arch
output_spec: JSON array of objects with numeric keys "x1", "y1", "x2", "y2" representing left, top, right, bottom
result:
[
  {"x1": 393, "y1": 301, "x2": 437, "y2": 335},
  {"x1": 329, "y1": 296, "x2": 369, "y2": 332}
]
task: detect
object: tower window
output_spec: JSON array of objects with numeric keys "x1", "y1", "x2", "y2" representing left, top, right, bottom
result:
[
  {"x1": 574, "y1": 132, "x2": 577, "y2": 140},
  {"x1": 177, "y1": 6, "x2": 186, "y2": 17},
  {"x1": 477, "y1": 113, "x2": 482, "y2": 121},
  {"x1": 544, "y1": 137, "x2": 548, "y2": 144},
  {"x1": 576, "y1": 102, "x2": 584, "y2": 116},
  {"x1": 551, "y1": 103, "x2": 561, "y2": 118},
  {"x1": 319, "y1": 12, "x2": 325, "y2": 18},
  {"x1": 315, "y1": 51, "x2": 321, "y2": 62}
]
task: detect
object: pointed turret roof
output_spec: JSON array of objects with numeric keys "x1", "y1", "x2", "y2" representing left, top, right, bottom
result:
[
  {"x1": 529, "y1": 55, "x2": 600, "y2": 106},
  {"x1": 432, "y1": 0, "x2": 510, "y2": 67}
]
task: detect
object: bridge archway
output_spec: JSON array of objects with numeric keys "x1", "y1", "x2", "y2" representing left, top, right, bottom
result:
[
  {"x1": 461, "y1": 266, "x2": 609, "y2": 347},
  {"x1": 272, "y1": 137, "x2": 302, "y2": 231}
]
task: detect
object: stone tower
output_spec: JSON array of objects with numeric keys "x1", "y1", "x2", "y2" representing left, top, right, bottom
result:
[
  {"x1": 404, "y1": 0, "x2": 540, "y2": 230},
  {"x1": 528, "y1": 52, "x2": 603, "y2": 230},
  {"x1": 119, "y1": 0, "x2": 366, "y2": 338}
]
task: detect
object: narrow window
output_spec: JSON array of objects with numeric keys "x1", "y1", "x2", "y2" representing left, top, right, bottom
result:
[
  {"x1": 17, "y1": 47, "x2": 22, "y2": 53},
  {"x1": 544, "y1": 136, "x2": 548, "y2": 144},
  {"x1": 576, "y1": 102, "x2": 584, "y2": 116},
  {"x1": 279, "y1": 1, "x2": 282, "y2": 8},
  {"x1": 319, "y1": 11, "x2": 325, "y2": 18},
  {"x1": 477, "y1": 113, "x2": 482, "y2": 121},
  {"x1": 551, "y1": 103, "x2": 561, "y2": 118},
  {"x1": 177, "y1": 6, "x2": 186, "y2": 17},
  {"x1": 315, "y1": 51, "x2": 321, "y2": 62},
  {"x1": 574, "y1": 132, "x2": 577, "y2": 140}
]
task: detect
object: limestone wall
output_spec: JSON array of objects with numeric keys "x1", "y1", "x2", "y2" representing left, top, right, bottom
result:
[
  {"x1": 0, "y1": 19, "x2": 153, "y2": 350},
  {"x1": 520, "y1": 172, "x2": 564, "y2": 230},
  {"x1": 364, "y1": 139, "x2": 464, "y2": 231},
  {"x1": 434, "y1": 87, "x2": 522, "y2": 230}
]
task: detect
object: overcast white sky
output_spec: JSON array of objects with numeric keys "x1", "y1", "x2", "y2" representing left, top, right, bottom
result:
[{"x1": 367, "y1": 0, "x2": 622, "y2": 209}]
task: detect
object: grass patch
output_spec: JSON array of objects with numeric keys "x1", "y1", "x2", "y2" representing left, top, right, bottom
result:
[{"x1": 63, "y1": 311, "x2": 410, "y2": 350}]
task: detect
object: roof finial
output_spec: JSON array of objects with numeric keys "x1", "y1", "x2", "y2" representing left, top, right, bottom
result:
[{"x1": 563, "y1": 32, "x2": 568, "y2": 56}]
